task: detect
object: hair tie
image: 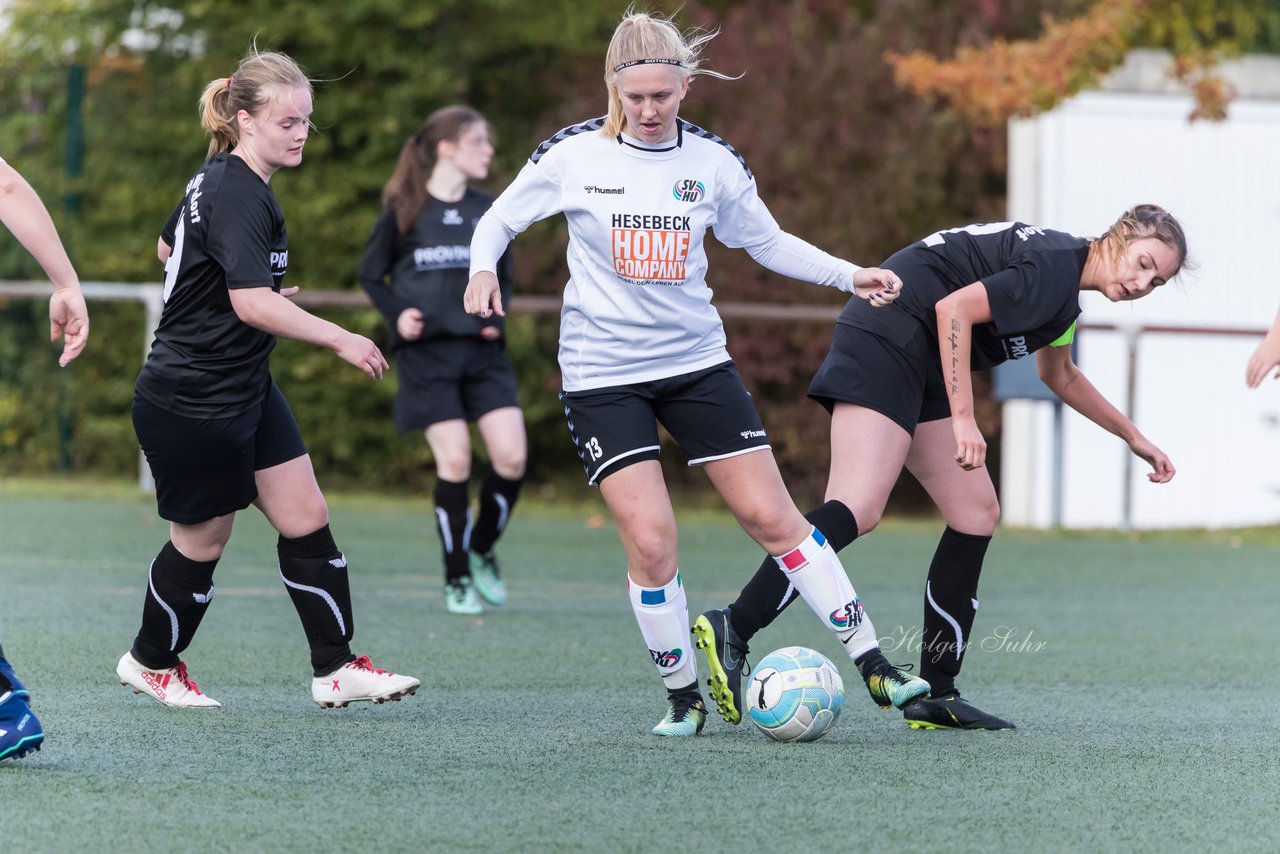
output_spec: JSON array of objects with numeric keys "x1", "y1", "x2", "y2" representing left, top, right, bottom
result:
[
  {"x1": 226, "y1": 76, "x2": 234, "y2": 92},
  {"x1": 614, "y1": 58, "x2": 684, "y2": 72}
]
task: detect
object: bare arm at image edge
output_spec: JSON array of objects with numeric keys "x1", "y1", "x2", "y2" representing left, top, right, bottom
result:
[{"x1": 0, "y1": 160, "x2": 89, "y2": 366}]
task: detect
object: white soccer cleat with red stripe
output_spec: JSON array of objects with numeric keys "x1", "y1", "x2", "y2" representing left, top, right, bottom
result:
[
  {"x1": 311, "y1": 655, "x2": 420, "y2": 709},
  {"x1": 116, "y1": 652, "x2": 221, "y2": 709}
]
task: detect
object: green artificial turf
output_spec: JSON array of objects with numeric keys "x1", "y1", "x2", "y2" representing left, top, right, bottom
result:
[{"x1": 2, "y1": 478, "x2": 1279, "y2": 852}]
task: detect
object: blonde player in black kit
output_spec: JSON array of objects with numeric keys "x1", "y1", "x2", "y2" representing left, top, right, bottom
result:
[
  {"x1": 466, "y1": 11, "x2": 928, "y2": 736},
  {"x1": 117, "y1": 50, "x2": 419, "y2": 710},
  {"x1": 697, "y1": 205, "x2": 1188, "y2": 730},
  {"x1": 361, "y1": 106, "x2": 526, "y2": 616}
]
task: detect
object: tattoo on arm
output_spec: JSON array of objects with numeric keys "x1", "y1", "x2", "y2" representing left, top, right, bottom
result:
[{"x1": 948, "y1": 319, "x2": 960, "y2": 396}]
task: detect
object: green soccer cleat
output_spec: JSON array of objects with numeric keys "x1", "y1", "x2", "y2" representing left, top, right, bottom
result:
[
  {"x1": 651, "y1": 686, "x2": 707, "y2": 737},
  {"x1": 444, "y1": 577, "x2": 484, "y2": 615},
  {"x1": 862, "y1": 658, "x2": 931, "y2": 710},
  {"x1": 469, "y1": 551, "x2": 508, "y2": 606},
  {"x1": 691, "y1": 608, "x2": 749, "y2": 725},
  {"x1": 903, "y1": 691, "x2": 1016, "y2": 730}
]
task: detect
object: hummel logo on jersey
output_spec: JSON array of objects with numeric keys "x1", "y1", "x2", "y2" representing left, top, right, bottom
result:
[
  {"x1": 192, "y1": 586, "x2": 214, "y2": 604},
  {"x1": 329, "y1": 555, "x2": 347, "y2": 569},
  {"x1": 650, "y1": 648, "x2": 683, "y2": 669},
  {"x1": 672, "y1": 178, "x2": 705, "y2": 202},
  {"x1": 739, "y1": 429, "x2": 766, "y2": 439},
  {"x1": 442, "y1": 208, "x2": 463, "y2": 226},
  {"x1": 584, "y1": 185, "x2": 625, "y2": 195}
]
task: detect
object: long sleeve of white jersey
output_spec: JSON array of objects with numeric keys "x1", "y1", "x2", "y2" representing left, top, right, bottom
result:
[
  {"x1": 745, "y1": 231, "x2": 859, "y2": 292},
  {"x1": 468, "y1": 213, "x2": 518, "y2": 278},
  {"x1": 468, "y1": 158, "x2": 564, "y2": 278},
  {"x1": 708, "y1": 152, "x2": 856, "y2": 291}
]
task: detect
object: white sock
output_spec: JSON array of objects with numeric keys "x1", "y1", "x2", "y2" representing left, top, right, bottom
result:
[
  {"x1": 774, "y1": 527, "x2": 879, "y2": 660},
  {"x1": 627, "y1": 571, "x2": 698, "y2": 691}
]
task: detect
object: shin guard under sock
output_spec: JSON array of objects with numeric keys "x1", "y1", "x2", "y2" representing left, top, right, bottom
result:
[
  {"x1": 628, "y1": 572, "x2": 698, "y2": 691},
  {"x1": 773, "y1": 527, "x2": 878, "y2": 659},
  {"x1": 278, "y1": 525, "x2": 356, "y2": 677},
  {"x1": 434, "y1": 478, "x2": 472, "y2": 584},
  {"x1": 920, "y1": 526, "x2": 991, "y2": 696},
  {"x1": 729, "y1": 501, "x2": 859, "y2": 641},
  {"x1": 131, "y1": 541, "x2": 219, "y2": 669},
  {"x1": 470, "y1": 469, "x2": 523, "y2": 556}
]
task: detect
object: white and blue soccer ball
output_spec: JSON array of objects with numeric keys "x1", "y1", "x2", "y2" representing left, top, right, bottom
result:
[{"x1": 746, "y1": 646, "x2": 845, "y2": 742}]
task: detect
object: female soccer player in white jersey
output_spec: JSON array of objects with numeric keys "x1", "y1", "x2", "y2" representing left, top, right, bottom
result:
[
  {"x1": 117, "y1": 49, "x2": 419, "y2": 710},
  {"x1": 0, "y1": 156, "x2": 89, "y2": 761},
  {"x1": 464, "y1": 11, "x2": 927, "y2": 736},
  {"x1": 699, "y1": 205, "x2": 1188, "y2": 730},
  {"x1": 361, "y1": 106, "x2": 526, "y2": 616}
]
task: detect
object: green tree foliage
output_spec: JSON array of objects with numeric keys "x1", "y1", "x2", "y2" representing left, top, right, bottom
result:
[
  {"x1": 888, "y1": 0, "x2": 1280, "y2": 125},
  {"x1": 0, "y1": 0, "x2": 617, "y2": 488},
  {"x1": 2, "y1": 0, "x2": 1089, "y2": 504}
]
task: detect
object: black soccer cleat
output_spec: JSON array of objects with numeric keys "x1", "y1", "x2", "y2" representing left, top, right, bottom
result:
[
  {"x1": 902, "y1": 691, "x2": 1016, "y2": 730},
  {"x1": 691, "y1": 607, "x2": 750, "y2": 725}
]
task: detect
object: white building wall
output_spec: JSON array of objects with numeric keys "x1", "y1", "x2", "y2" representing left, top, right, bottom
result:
[{"x1": 1004, "y1": 50, "x2": 1280, "y2": 529}]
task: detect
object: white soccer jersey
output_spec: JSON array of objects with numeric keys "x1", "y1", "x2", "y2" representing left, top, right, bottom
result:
[{"x1": 471, "y1": 118, "x2": 857, "y2": 391}]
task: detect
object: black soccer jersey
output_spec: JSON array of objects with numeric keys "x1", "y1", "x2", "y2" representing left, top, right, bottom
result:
[
  {"x1": 135, "y1": 154, "x2": 288, "y2": 417},
  {"x1": 359, "y1": 188, "x2": 512, "y2": 347},
  {"x1": 839, "y1": 222, "x2": 1089, "y2": 370}
]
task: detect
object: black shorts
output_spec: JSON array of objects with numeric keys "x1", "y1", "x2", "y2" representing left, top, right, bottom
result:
[
  {"x1": 559, "y1": 361, "x2": 769, "y2": 485},
  {"x1": 393, "y1": 338, "x2": 520, "y2": 432},
  {"x1": 133, "y1": 383, "x2": 308, "y2": 524},
  {"x1": 808, "y1": 321, "x2": 950, "y2": 436}
]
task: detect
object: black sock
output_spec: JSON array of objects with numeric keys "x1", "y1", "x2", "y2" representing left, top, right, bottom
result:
[
  {"x1": 131, "y1": 541, "x2": 219, "y2": 669},
  {"x1": 919, "y1": 526, "x2": 991, "y2": 697},
  {"x1": 434, "y1": 478, "x2": 472, "y2": 584},
  {"x1": 469, "y1": 469, "x2": 523, "y2": 557},
  {"x1": 854, "y1": 647, "x2": 890, "y2": 680},
  {"x1": 277, "y1": 525, "x2": 356, "y2": 677},
  {"x1": 728, "y1": 500, "x2": 859, "y2": 641}
]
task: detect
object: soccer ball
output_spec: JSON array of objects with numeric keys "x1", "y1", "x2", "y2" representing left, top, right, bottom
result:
[{"x1": 746, "y1": 646, "x2": 845, "y2": 742}]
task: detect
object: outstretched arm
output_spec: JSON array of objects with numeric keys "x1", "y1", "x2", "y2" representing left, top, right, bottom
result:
[
  {"x1": 1246, "y1": 305, "x2": 1280, "y2": 389},
  {"x1": 1036, "y1": 345, "x2": 1175, "y2": 483},
  {"x1": 228, "y1": 287, "x2": 388, "y2": 380},
  {"x1": 935, "y1": 282, "x2": 991, "y2": 469},
  {"x1": 744, "y1": 232, "x2": 900, "y2": 305},
  {"x1": 0, "y1": 161, "x2": 89, "y2": 366}
]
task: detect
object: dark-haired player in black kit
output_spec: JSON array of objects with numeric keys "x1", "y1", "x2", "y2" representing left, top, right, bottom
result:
[
  {"x1": 117, "y1": 49, "x2": 419, "y2": 710},
  {"x1": 694, "y1": 205, "x2": 1188, "y2": 730},
  {"x1": 360, "y1": 105, "x2": 526, "y2": 616}
]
